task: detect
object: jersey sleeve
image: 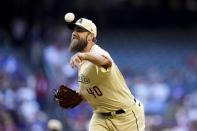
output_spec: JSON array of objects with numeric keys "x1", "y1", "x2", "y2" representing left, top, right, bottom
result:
[{"x1": 92, "y1": 45, "x2": 113, "y2": 73}]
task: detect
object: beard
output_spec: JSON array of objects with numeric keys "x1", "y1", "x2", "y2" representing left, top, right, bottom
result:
[{"x1": 68, "y1": 37, "x2": 87, "y2": 52}]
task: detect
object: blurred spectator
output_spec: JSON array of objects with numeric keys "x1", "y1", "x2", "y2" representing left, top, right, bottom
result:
[
  {"x1": 30, "y1": 111, "x2": 48, "y2": 131},
  {"x1": 186, "y1": 52, "x2": 197, "y2": 71},
  {"x1": 47, "y1": 119, "x2": 63, "y2": 131},
  {"x1": 30, "y1": 41, "x2": 44, "y2": 70},
  {"x1": 15, "y1": 85, "x2": 41, "y2": 128},
  {"x1": 34, "y1": 71, "x2": 49, "y2": 110},
  {"x1": 43, "y1": 42, "x2": 70, "y2": 87},
  {"x1": 132, "y1": 75, "x2": 150, "y2": 111},
  {"x1": 10, "y1": 18, "x2": 28, "y2": 46},
  {"x1": 148, "y1": 68, "x2": 170, "y2": 113},
  {"x1": 189, "y1": 120, "x2": 197, "y2": 131},
  {"x1": 0, "y1": 109, "x2": 17, "y2": 131}
]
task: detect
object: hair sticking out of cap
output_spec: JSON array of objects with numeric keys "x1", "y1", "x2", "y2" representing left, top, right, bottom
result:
[{"x1": 64, "y1": 13, "x2": 75, "y2": 23}]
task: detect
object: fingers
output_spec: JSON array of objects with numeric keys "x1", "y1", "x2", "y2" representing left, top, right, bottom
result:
[
  {"x1": 70, "y1": 57, "x2": 81, "y2": 68},
  {"x1": 70, "y1": 53, "x2": 82, "y2": 68}
]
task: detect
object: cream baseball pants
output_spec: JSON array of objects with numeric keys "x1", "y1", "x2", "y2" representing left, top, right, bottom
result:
[{"x1": 89, "y1": 100, "x2": 145, "y2": 131}]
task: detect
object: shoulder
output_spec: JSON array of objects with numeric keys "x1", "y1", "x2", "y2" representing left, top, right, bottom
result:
[{"x1": 91, "y1": 44, "x2": 111, "y2": 59}]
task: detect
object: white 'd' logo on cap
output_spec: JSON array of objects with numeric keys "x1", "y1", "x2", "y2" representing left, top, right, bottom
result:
[{"x1": 78, "y1": 18, "x2": 83, "y2": 23}]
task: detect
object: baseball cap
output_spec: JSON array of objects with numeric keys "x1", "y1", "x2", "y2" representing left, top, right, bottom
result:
[{"x1": 68, "y1": 18, "x2": 97, "y2": 37}]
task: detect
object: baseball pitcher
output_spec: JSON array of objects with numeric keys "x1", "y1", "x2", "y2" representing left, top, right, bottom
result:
[{"x1": 54, "y1": 13, "x2": 145, "y2": 131}]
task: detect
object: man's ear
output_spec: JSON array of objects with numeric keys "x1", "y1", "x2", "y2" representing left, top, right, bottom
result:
[{"x1": 87, "y1": 33, "x2": 94, "y2": 42}]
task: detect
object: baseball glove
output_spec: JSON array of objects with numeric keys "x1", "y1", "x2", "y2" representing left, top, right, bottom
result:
[{"x1": 54, "y1": 85, "x2": 83, "y2": 109}]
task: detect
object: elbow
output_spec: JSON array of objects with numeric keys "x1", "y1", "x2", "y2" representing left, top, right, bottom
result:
[
  {"x1": 102, "y1": 57, "x2": 112, "y2": 69},
  {"x1": 106, "y1": 58, "x2": 112, "y2": 67}
]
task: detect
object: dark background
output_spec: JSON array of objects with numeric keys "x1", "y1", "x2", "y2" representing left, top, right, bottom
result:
[{"x1": 1, "y1": 0, "x2": 197, "y2": 43}]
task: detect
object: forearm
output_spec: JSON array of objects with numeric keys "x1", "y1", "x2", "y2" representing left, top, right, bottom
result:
[
  {"x1": 70, "y1": 52, "x2": 112, "y2": 69},
  {"x1": 82, "y1": 52, "x2": 112, "y2": 68}
]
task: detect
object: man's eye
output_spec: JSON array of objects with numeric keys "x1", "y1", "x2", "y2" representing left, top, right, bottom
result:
[
  {"x1": 75, "y1": 27, "x2": 87, "y2": 32},
  {"x1": 76, "y1": 29, "x2": 85, "y2": 32}
]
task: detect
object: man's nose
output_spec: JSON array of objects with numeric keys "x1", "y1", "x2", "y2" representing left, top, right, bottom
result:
[
  {"x1": 72, "y1": 30, "x2": 77, "y2": 35},
  {"x1": 72, "y1": 31, "x2": 78, "y2": 38}
]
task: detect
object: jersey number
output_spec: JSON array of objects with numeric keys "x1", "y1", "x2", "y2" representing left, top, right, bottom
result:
[{"x1": 87, "y1": 86, "x2": 103, "y2": 98}]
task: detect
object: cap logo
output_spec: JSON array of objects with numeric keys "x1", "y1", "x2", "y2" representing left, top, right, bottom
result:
[{"x1": 78, "y1": 18, "x2": 83, "y2": 23}]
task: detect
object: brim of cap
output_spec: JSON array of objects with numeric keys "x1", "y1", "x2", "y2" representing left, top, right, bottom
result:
[{"x1": 67, "y1": 23, "x2": 90, "y2": 32}]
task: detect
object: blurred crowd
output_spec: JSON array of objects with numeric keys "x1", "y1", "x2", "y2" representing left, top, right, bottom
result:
[{"x1": 0, "y1": 17, "x2": 197, "y2": 131}]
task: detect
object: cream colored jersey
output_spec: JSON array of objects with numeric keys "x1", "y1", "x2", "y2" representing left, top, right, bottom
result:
[{"x1": 78, "y1": 44, "x2": 134, "y2": 113}]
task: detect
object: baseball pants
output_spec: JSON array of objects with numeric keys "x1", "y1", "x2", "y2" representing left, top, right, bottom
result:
[{"x1": 89, "y1": 100, "x2": 145, "y2": 131}]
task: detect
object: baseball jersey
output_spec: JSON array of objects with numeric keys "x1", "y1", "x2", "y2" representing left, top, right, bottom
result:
[{"x1": 78, "y1": 44, "x2": 134, "y2": 113}]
